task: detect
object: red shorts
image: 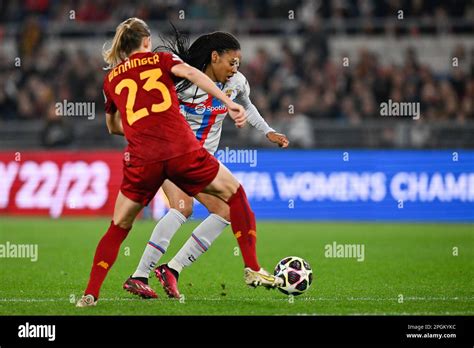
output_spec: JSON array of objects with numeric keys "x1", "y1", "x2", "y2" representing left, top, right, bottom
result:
[{"x1": 120, "y1": 148, "x2": 220, "y2": 206}]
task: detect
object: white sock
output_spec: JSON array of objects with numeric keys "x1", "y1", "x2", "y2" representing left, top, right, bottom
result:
[
  {"x1": 132, "y1": 209, "x2": 187, "y2": 279},
  {"x1": 168, "y1": 214, "x2": 230, "y2": 273}
]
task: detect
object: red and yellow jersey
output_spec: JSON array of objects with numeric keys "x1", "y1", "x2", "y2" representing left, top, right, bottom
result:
[{"x1": 103, "y1": 51, "x2": 201, "y2": 165}]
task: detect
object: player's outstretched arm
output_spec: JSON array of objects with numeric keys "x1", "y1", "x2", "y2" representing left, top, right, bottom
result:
[
  {"x1": 244, "y1": 103, "x2": 289, "y2": 147},
  {"x1": 171, "y1": 63, "x2": 247, "y2": 128},
  {"x1": 106, "y1": 110, "x2": 124, "y2": 136},
  {"x1": 235, "y1": 82, "x2": 289, "y2": 148}
]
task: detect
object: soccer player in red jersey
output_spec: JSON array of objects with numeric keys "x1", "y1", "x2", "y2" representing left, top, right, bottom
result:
[{"x1": 76, "y1": 18, "x2": 282, "y2": 307}]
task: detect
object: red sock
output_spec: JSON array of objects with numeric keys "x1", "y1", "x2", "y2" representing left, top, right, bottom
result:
[
  {"x1": 84, "y1": 221, "x2": 130, "y2": 299},
  {"x1": 228, "y1": 185, "x2": 260, "y2": 271}
]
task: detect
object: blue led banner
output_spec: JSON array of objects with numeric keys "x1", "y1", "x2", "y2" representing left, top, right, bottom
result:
[{"x1": 192, "y1": 150, "x2": 474, "y2": 221}]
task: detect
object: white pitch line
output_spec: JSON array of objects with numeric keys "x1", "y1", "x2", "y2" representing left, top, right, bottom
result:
[
  {"x1": 0, "y1": 296, "x2": 473, "y2": 303},
  {"x1": 295, "y1": 312, "x2": 473, "y2": 316}
]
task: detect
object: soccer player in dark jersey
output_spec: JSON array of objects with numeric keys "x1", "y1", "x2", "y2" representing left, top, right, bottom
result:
[{"x1": 76, "y1": 18, "x2": 282, "y2": 307}]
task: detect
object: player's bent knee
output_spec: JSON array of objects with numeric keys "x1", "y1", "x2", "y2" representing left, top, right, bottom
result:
[
  {"x1": 219, "y1": 211, "x2": 231, "y2": 222},
  {"x1": 170, "y1": 203, "x2": 193, "y2": 218},
  {"x1": 209, "y1": 206, "x2": 230, "y2": 222},
  {"x1": 209, "y1": 177, "x2": 239, "y2": 201},
  {"x1": 113, "y1": 211, "x2": 136, "y2": 230},
  {"x1": 176, "y1": 206, "x2": 193, "y2": 218},
  {"x1": 168, "y1": 194, "x2": 194, "y2": 218},
  {"x1": 221, "y1": 174, "x2": 240, "y2": 193},
  {"x1": 113, "y1": 218, "x2": 133, "y2": 230}
]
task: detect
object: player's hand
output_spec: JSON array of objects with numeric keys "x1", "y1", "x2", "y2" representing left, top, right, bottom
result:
[
  {"x1": 227, "y1": 102, "x2": 246, "y2": 128},
  {"x1": 266, "y1": 132, "x2": 289, "y2": 148}
]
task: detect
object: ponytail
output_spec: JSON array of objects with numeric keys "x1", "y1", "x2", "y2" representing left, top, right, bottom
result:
[
  {"x1": 155, "y1": 24, "x2": 240, "y2": 92},
  {"x1": 103, "y1": 17, "x2": 151, "y2": 69}
]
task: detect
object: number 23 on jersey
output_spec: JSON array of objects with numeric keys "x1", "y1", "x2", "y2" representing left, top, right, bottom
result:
[{"x1": 115, "y1": 68, "x2": 172, "y2": 125}]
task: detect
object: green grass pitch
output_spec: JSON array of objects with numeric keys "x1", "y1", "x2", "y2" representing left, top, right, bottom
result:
[{"x1": 0, "y1": 217, "x2": 472, "y2": 315}]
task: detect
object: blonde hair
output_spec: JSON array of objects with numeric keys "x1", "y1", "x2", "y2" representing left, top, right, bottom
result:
[{"x1": 103, "y1": 17, "x2": 151, "y2": 69}]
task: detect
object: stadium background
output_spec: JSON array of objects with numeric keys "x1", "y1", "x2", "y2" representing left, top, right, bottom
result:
[
  {"x1": 0, "y1": 0, "x2": 473, "y2": 318},
  {"x1": 1, "y1": 0, "x2": 473, "y2": 221}
]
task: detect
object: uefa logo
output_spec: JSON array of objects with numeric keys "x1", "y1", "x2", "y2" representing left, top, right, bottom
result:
[{"x1": 195, "y1": 103, "x2": 206, "y2": 115}]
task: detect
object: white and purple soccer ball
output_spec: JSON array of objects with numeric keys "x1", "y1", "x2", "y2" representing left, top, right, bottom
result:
[{"x1": 274, "y1": 256, "x2": 313, "y2": 296}]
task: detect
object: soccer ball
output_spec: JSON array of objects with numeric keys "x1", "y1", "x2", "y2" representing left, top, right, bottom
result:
[{"x1": 274, "y1": 256, "x2": 313, "y2": 296}]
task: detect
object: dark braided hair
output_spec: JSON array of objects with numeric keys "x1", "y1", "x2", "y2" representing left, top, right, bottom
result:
[{"x1": 155, "y1": 24, "x2": 241, "y2": 93}]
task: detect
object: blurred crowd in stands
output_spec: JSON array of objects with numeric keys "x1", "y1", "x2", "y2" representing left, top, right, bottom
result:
[
  {"x1": 0, "y1": 0, "x2": 473, "y2": 148},
  {"x1": 241, "y1": 41, "x2": 473, "y2": 148},
  {"x1": 1, "y1": 0, "x2": 473, "y2": 28}
]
